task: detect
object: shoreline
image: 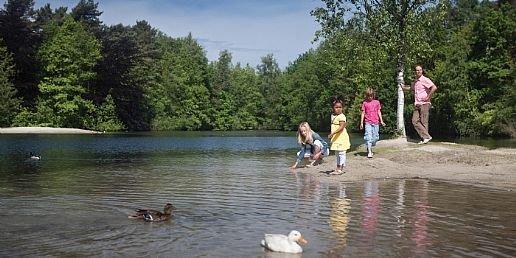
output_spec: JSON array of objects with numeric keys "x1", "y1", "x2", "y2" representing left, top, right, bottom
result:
[
  {"x1": 294, "y1": 138, "x2": 516, "y2": 190},
  {"x1": 0, "y1": 127, "x2": 102, "y2": 134}
]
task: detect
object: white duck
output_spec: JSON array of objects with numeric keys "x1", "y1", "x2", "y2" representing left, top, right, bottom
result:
[
  {"x1": 260, "y1": 230, "x2": 308, "y2": 253},
  {"x1": 29, "y1": 152, "x2": 41, "y2": 160}
]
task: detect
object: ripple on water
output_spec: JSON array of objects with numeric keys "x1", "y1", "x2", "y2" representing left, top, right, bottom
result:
[{"x1": 1, "y1": 135, "x2": 516, "y2": 257}]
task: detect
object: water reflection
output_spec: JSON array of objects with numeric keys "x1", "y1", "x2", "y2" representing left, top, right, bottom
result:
[
  {"x1": 411, "y1": 181, "x2": 430, "y2": 257},
  {"x1": 328, "y1": 183, "x2": 351, "y2": 255},
  {"x1": 358, "y1": 181, "x2": 380, "y2": 254},
  {"x1": 394, "y1": 180, "x2": 406, "y2": 238},
  {"x1": 1, "y1": 134, "x2": 515, "y2": 257}
]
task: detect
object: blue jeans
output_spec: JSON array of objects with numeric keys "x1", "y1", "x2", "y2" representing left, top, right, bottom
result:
[{"x1": 364, "y1": 123, "x2": 379, "y2": 151}]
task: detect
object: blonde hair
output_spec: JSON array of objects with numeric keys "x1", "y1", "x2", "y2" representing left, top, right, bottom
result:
[
  {"x1": 364, "y1": 87, "x2": 375, "y2": 100},
  {"x1": 297, "y1": 122, "x2": 313, "y2": 145}
]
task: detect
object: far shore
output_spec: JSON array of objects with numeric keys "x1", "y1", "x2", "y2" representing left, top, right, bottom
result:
[
  {"x1": 0, "y1": 127, "x2": 102, "y2": 134},
  {"x1": 293, "y1": 138, "x2": 516, "y2": 190}
]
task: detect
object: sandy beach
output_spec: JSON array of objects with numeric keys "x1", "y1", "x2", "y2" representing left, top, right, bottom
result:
[
  {"x1": 294, "y1": 138, "x2": 516, "y2": 190},
  {"x1": 0, "y1": 127, "x2": 101, "y2": 134}
]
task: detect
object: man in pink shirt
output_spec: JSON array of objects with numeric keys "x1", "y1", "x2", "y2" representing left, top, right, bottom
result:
[{"x1": 401, "y1": 65, "x2": 438, "y2": 144}]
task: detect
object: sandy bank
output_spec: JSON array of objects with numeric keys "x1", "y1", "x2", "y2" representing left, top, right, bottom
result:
[
  {"x1": 0, "y1": 127, "x2": 102, "y2": 134},
  {"x1": 294, "y1": 138, "x2": 516, "y2": 190}
]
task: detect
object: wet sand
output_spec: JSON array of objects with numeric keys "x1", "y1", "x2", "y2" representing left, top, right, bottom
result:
[
  {"x1": 0, "y1": 127, "x2": 101, "y2": 134},
  {"x1": 294, "y1": 138, "x2": 516, "y2": 190}
]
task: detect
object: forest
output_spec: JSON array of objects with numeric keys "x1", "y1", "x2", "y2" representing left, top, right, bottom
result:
[{"x1": 0, "y1": 0, "x2": 514, "y2": 137}]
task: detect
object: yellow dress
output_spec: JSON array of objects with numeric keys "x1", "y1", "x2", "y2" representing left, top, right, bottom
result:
[{"x1": 330, "y1": 113, "x2": 350, "y2": 151}]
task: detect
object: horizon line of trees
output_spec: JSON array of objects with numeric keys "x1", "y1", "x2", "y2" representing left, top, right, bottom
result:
[{"x1": 0, "y1": 0, "x2": 514, "y2": 138}]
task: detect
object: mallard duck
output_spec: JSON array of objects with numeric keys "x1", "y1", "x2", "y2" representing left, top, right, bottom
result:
[
  {"x1": 29, "y1": 152, "x2": 41, "y2": 160},
  {"x1": 128, "y1": 203, "x2": 174, "y2": 222},
  {"x1": 260, "y1": 230, "x2": 308, "y2": 253}
]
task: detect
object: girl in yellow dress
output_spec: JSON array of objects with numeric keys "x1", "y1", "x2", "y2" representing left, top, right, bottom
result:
[{"x1": 328, "y1": 98, "x2": 350, "y2": 175}]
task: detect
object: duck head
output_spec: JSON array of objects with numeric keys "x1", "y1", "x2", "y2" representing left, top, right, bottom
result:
[
  {"x1": 163, "y1": 203, "x2": 174, "y2": 215},
  {"x1": 288, "y1": 230, "x2": 308, "y2": 245}
]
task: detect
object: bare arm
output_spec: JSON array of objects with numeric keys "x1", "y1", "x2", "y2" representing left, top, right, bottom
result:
[
  {"x1": 328, "y1": 121, "x2": 346, "y2": 139},
  {"x1": 400, "y1": 82, "x2": 412, "y2": 91},
  {"x1": 378, "y1": 110, "x2": 386, "y2": 126},
  {"x1": 360, "y1": 111, "x2": 365, "y2": 130},
  {"x1": 426, "y1": 84, "x2": 437, "y2": 102}
]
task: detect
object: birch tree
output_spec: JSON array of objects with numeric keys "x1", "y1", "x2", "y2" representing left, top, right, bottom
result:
[{"x1": 312, "y1": 0, "x2": 441, "y2": 137}]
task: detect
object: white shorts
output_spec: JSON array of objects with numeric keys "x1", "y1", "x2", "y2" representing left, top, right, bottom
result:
[{"x1": 313, "y1": 140, "x2": 329, "y2": 156}]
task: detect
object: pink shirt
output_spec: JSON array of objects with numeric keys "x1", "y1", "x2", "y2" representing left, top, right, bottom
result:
[
  {"x1": 361, "y1": 99, "x2": 381, "y2": 124},
  {"x1": 412, "y1": 75, "x2": 435, "y2": 105}
]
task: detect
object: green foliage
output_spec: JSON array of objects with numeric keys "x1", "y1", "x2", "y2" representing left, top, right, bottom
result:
[
  {"x1": 229, "y1": 64, "x2": 263, "y2": 130},
  {"x1": 88, "y1": 94, "x2": 125, "y2": 132},
  {"x1": 0, "y1": 0, "x2": 40, "y2": 105},
  {"x1": 0, "y1": 41, "x2": 21, "y2": 126},
  {"x1": 431, "y1": 1, "x2": 515, "y2": 137},
  {"x1": 95, "y1": 23, "x2": 153, "y2": 131},
  {"x1": 257, "y1": 54, "x2": 282, "y2": 129},
  {"x1": 150, "y1": 34, "x2": 210, "y2": 130},
  {"x1": 1, "y1": 0, "x2": 513, "y2": 138},
  {"x1": 36, "y1": 15, "x2": 101, "y2": 128},
  {"x1": 71, "y1": 0, "x2": 102, "y2": 34}
]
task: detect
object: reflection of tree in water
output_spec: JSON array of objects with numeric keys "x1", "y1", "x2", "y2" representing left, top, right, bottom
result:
[{"x1": 326, "y1": 183, "x2": 351, "y2": 256}]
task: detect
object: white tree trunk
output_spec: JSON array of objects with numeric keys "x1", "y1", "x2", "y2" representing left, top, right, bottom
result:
[{"x1": 396, "y1": 69, "x2": 406, "y2": 137}]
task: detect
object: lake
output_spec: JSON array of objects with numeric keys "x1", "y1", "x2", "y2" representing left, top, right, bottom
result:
[{"x1": 0, "y1": 132, "x2": 515, "y2": 257}]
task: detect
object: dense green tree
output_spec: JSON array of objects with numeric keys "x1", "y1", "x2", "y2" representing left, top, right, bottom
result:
[
  {"x1": 88, "y1": 93, "x2": 124, "y2": 131},
  {"x1": 35, "y1": 15, "x2": 101, "y2": 128},
  {"x1": 0, "y1": 0, "x2": 39, "y2": 105},
  {"x1": 71, "y1": 0, "x2": 102, "y2": 34},
  {"x1": 229, "y1": 64, "x2": 263, "y2": 129},
  {"x1": 151, "y1": 34, "x2": 211, "y2": 130},
  {"x1": 94, "y1": 24, "x2": 152, "y2": 131},
  {"x1": 210, "y1": 50, "x2": 236, "y2": 130},
  {"x1": 127, "y1": 20, "x2": 160, "y2": 129},
  {"x1": 466, "y1": 1, "x2": 515, "y2": 136},
  {"x1": 34, "y1": 3, "x2": 67, "y2": 28},
  {"x1": 0, "y1": 40, "x2": 21, "y2": 126},
  {"x1": 257, "y1": 54, "x2": 282, "y2": 128}
]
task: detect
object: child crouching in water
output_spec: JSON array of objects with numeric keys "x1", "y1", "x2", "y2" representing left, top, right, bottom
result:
[
  {"x1": 360, "y1": 88, "x2": 386, "y2": 158},
  {"x1": 291, "y1": 122, "x2": 329, "y2": 169},
  {"x1": 328, "y1": 97, "x2": 350, "y2": 175}
]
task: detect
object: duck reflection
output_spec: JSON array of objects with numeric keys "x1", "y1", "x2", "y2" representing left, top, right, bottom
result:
[{"x1": 327, "y1": 183, "x2": 351, "y2": 253}]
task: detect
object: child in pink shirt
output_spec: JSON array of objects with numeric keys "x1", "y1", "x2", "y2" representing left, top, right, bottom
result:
[{"x1": 360, "y1": 88, "x2": 386, "y2": 158}]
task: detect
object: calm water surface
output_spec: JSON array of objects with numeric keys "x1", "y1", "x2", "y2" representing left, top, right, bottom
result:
[{"x1": 1, "y1": 132, "x2": 515, "y2": 257}]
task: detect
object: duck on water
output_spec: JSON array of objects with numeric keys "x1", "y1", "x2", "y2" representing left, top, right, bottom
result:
[{"x1": 128, "y1": 203, "x2": 174, "y2": 222}]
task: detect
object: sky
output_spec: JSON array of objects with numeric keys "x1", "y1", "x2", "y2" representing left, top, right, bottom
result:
[{"x1": 20, "y1": 0, "x2": 323, "y2": 68}]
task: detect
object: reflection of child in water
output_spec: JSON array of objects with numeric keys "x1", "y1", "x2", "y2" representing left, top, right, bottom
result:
[
  {"x1": 329, "y1": 183, "x2": 351, "y2": 247},
  {"x1": 361, "y1": 181, "x2": 380, "y2": 239}
]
